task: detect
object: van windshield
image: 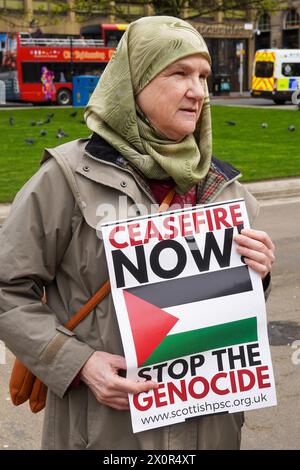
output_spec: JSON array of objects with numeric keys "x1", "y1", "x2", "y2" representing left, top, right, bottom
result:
[
  {"x1": 282, "y1": 62, "x2": 300, "y2": 77},
  {"x1": 255, "y1": 61, "x2": 274, "y2": 78}
]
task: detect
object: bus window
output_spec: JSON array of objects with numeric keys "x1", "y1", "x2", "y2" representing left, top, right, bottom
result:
[
  {"x1": 105, "y1": 30, "x2": 125, "y2": 47},
  {"x1": 255, "y1": 61, "x2": 274, "y2": 78},
  {"x1": 22, "y1": 62, "x2": 72, "y2": 83},
  {"x1": 73, "y1": 62, "x2": 106, "y2": 76},
  {"x1": 21, "y1": 62, "x2": 107, "y2": 83},
  {"x1": 282, "y1": 62, "x2": 300, "y2": 77}
]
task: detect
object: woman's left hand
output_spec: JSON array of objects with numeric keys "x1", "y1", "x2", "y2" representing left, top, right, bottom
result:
[{"x1": 234, "y1": 228, "x2": 275, "y2": 279}]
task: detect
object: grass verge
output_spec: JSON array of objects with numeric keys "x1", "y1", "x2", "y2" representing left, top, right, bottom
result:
[{"x1": 0, "y1": 105, "x2": 299, "y2": 202}]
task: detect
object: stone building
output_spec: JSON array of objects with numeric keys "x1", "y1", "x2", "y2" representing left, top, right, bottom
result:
[
  {"x1": 255, "y1": 2, "x2": 300, "y2": 50},
  {"x1": 1, "y1": 1, "x2": 300, "y2": 91}
]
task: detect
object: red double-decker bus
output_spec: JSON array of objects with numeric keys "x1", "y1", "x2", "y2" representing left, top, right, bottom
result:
[{"x1": 0, "y1": 32, "x2": 116, "y2": 105}]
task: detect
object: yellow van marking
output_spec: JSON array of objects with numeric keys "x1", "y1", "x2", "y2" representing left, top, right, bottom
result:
[
  {"x1": 255, "y1": 51, "x2": 276, "y2": 62},
  {"x1": 277, "y1": 78, "x2": 289, "y2": 90},
  {"x1": 252, "y1": 76, "x2": 274, "y2": 91}
]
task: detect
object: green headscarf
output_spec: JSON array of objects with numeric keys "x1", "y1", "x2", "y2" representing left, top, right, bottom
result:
[{"x1": 85, "y1": 16, "x2": 212, "y2": 194}]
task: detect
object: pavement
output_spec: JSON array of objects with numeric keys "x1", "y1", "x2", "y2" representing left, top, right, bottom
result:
[
  {"x1": 244, "y1": 177, "x2": 300, "y2": 201},
  {"x1": 1, "y1": 177, "x2": 300, "y2": 225}
]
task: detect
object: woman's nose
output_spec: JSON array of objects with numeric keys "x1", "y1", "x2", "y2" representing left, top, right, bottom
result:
[{"x1": 186, "y1": 78, "x2": 206, "y2": 100}]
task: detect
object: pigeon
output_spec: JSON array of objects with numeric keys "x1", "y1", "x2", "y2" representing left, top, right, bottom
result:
[
  {"x1": 43, "y1": 117, "x2": 51, "y2": 124},
  {"x1": 30, "y1": 120, "x2": 36, "y2": 126},
  {"x1": 70, "y1": 111, "x2": 77, "y2": 117},
  {"x1": 40, "y1": 129, "x2": 47, "y2": 136},
  {"x1": 225, "y1": 121, "x2": 236, "y2": 126},
  {"x1": 288, "y1": 125, "x2": 296, "y2": 131},
  {"x1": 56, "y1": 128, "x2": 68, "y2": 138},
  {"x1": 47, "y1": 113, "x2": 54, "y2": 119},
  {"x1": 36, "y1": 121, "x2": 44, "y2": 126},
  {"x1": 9, "y1": 116, "x2": 15, "y2": 126},
  {"x1": 261, "y1": 123, "x2": 268, "y2": 129},
  {"x1": 25, "y1": 138, "x2": 36, "y2": 145}
]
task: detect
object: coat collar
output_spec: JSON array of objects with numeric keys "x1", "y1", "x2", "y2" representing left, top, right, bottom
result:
[
  {"x1": 83, "y1": 133, "x2": 241, "y2": 205},
  {"x1": 75, "y1": 134, "x2": 156, "y2": 206},
  {"x1": 80, "y1": 133, "x2": 156, "y2": 204}
]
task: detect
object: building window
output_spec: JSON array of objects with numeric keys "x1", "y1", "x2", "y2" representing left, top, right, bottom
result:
[
  {"x1": 255, "y1": 13, "x2": 271, "y2": 50},
  {"x1": 283, "y1": 8, "x2": 300, "y2": 48},
  {"x1": 224, "y1": 9, "x2": 246, "y2": 20},
  {"x1": 0, "y1": 0, "x2": 24, "y2": 10},
  {"x1": 33, "y1": 1, "x2": 49, "y2": 14},
  {"x1": 257, "y1": 13, "x2": 271, "y2": 32},
  {"x1": 284, "y1": 8, "x2": 300, "y2": 29},
  {"x1": 33, "y1": 0, "x2": 67, "y2": 15}
]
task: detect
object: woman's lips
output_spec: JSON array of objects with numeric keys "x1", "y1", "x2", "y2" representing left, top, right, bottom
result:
[{"x1": 179, "y1": 109, "x2": 197, "y2": 116}]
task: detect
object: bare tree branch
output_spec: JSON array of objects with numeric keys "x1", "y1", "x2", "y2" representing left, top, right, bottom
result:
[{"x1": 0, "y1": 1, "x2": 289, "y2": 29}]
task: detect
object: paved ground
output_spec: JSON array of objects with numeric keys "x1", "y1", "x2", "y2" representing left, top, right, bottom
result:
[
  {"x1": 0, "y1": 349, "x2": 43, "y2": 449},
  {"x1": 211, "y1": 96, "x2": 299, "y2": 110},
  {"x1": 0, "y1": 195, "x2": 299, "y2": 450},
  {"x1": 241, "y1": 198, "x2": 300, "y2": 449}
]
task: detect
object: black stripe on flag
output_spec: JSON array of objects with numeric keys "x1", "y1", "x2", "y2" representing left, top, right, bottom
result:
[{"x1": 126, "y1": 265, "x2": 253, "y2": 308}]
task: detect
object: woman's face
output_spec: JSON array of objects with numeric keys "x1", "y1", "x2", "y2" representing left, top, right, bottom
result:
[{"x1": 136, "y1": 54, "x2": 211, "y2": 141}]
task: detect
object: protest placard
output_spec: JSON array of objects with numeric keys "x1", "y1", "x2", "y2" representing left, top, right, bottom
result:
[{"x1": 101, "y1": 199, "x2": 277, "y2": 433}]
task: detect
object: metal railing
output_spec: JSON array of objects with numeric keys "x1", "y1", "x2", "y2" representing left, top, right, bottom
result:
[{"x1": 20, "y1": 38, "x2": 105, "y2": 48}]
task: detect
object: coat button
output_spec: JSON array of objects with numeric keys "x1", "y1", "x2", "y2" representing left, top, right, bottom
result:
[
  {"x1": 120, "y1": 181, "x2": 127, "y2": 188},
  {"x1": 83, "y1": 165, "x2": 90, "y2": 172}
]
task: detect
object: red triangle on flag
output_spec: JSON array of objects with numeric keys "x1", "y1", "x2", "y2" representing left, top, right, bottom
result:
[{"x1": 123, "y1": 290, "x2": 179, "y2": 367}]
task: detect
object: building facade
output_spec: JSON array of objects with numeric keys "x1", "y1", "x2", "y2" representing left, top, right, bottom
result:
[
  {"x1": 1, "y1": 1, "x2": 300, "y2": 91},
  {"x1": 255, "y1": 1, "x2": 300, "y2": 50}
]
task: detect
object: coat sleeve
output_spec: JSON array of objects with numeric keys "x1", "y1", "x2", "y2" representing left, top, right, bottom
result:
[{"x1": 0, "y1": 158, "x2": 94, "y2": 398}]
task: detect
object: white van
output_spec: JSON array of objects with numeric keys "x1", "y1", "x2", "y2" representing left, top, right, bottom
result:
[{"x1": 251, "y1": 48, "x2": 300, "y2": 104}]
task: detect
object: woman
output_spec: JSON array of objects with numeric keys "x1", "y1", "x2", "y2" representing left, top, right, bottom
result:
[{"x1": 0, "y1": 16, "x2": 274, "y2": 450}]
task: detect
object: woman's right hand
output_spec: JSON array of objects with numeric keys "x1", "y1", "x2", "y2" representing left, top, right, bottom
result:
[{"x1": 80, "y1": 351, "x2": 158, "y2": 410}]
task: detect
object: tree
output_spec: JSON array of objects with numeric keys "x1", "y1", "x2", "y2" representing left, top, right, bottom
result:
[
  {"x1": 0, "y1": 0, "x2": 288, "y2": 29},
  {"x1": 72, "y1": 1, "x2": 288, "y2": 22}
]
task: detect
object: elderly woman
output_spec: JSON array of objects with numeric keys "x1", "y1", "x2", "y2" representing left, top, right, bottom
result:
[{"x1": 0, "y1": 16, "x2": 274, "y2": 450}]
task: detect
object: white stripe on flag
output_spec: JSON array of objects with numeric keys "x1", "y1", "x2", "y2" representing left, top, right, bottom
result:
[{"x1": 165, "y1": 289, "x2": 257, "y2": 334}]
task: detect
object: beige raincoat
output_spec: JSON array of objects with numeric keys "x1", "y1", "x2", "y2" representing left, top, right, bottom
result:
[{"x1": 0, "y1": 136, "x2": 261, "y2": 449}]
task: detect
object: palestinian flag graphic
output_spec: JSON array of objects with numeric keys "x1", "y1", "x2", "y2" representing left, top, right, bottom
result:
[{"x1": 123, "y1": 265, "x2": 257, "y2": 367}]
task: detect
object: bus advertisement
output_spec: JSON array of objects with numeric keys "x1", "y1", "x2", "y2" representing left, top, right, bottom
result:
[{"x1": 0, "y1": 28, "x2": 123, "y2": 105}]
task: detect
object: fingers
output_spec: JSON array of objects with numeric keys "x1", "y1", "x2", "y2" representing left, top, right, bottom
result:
[
  {"x1": 237, "y1": 255, "x2": 271, "y2": 279},
  {"x1": 239, "y1": 228, "x2": 275, "y2": 251},
  {"x1": 93, "y1": 376, "x2": 157, "y2": 410},
  {"x1": 105, "y1": 353, "x2": 158, "y2": 394},
  {"x1": 81, "y1": 351, "x2": 158, "y2": 411},
  {"x1": 108, "y1": 354, "x2": 127, "y2": 371},
  {"x1": 234, "y1": 229, "x2": 275, "y2": 279},
  {"x1": 107, "y1": 374, "x2": 158, "y2": 395}
]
